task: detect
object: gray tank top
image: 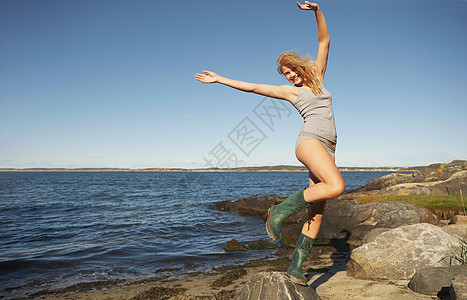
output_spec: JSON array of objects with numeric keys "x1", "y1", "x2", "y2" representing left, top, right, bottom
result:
[{"x1": 292, "y1": 86, "x2": 337, "y2": 144}]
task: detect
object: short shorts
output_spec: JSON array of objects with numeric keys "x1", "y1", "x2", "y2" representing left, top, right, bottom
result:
[{"x1": 295, "y1": 132, "x2": 336, "y2": 158}]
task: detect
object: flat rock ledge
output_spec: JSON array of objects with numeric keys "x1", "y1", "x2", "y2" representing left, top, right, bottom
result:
[{"x1": 234, "y1": 271, "x2": 321, "y2": 300}]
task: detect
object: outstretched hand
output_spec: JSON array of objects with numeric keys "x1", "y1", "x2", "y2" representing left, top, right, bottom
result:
[
  {"x1": 195, "y1": 71, "x2": 220, "y2": 84},
  {"x1": 297, "y1": 1, "x2": 319, "y2": 11}
]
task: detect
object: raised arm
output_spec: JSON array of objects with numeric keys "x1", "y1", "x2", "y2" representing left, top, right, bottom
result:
[
  {"x1": 297, "y1": 2, "x2": 330, "y2": 79},
  {"x1": 195, "y1": 71, "x2": 297, "y2": 102}
]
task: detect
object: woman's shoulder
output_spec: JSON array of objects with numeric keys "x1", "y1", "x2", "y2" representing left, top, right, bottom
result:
[{"x1": 279, "y1": 85, "x2": 299, "y2": 103}]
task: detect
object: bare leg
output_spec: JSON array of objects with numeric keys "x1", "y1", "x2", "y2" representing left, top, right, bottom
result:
[
  {"x1": 295, "y1": 139, "x2": 345, "y2": 203},
  {"x1": 296, "y1": 139, "x2": 344, "y2": 238}
]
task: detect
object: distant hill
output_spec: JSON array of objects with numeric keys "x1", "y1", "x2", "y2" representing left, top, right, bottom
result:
[{"x1": 0, "y1": 165, "x2": 406, "y2": 172}]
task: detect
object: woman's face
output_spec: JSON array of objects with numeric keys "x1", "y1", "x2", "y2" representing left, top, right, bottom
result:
[{"x1": 281, "y1": 65, "x2": 303, "y2": 86}]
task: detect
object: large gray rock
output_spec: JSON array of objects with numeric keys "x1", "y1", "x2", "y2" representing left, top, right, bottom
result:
[
  {"x1": 234, "y1": 272, "x2": 321, "y2": 300},
  {"x1": 347, "y1": 223, "x2": 464, "y2": 280},
  {"x1": 408, "y1": 265, "x2": 467, "y2": 296},
  {"x1": 320, "y1": 201, "x2": 437, "y2": 245},
  {"x1": 451, "y1": 275, "x2": 467, "y2": 300}
]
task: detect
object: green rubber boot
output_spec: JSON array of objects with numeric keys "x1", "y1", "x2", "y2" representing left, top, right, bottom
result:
[
  {"x1": 266, "y1": 188, "x2": 309, "y2": 242},
  {"x1": 287, "y1": 233, "x2": 315, "y2": 286}
]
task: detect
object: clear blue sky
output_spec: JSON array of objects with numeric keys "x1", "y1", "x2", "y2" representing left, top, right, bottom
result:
[{"x1": 1, "y1": 0, "x2": 466, "y2": 169}]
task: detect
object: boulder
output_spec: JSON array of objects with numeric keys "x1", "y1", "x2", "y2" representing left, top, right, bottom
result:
[
  {"x1": 225, "y1": 239, "x2": 248, "y2": 252},
  {"x1": 320, "y1": 201, "x2": 437, "y2": 245},
  {"x1": 419, "y1": 161, "x2": 467, "y2": 182},
  {"x1": 347, "y1": 223, "x2": 464, "y2": 280},
  {"x1": 451, "y1": 275, "x2": 467, "y2": 300},
  {"x1": 234, "y1": 272, "x2": 321, "y2": 300},
  {"x1": 408, "y1": 265, "x2": 467, "y2": 296}
]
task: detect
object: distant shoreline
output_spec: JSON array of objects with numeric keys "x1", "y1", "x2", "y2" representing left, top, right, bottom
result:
[{"x1": 0, "y1": 165, "x2": 409, "y2": 172}]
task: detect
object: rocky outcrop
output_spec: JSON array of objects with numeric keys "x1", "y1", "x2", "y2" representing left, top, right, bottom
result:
[
  {"x1": 350, "y1": 160, "x2": 467, "y2": 196},
  {"x1": 320, "y1": 201, "x2": 437, "y2": 246},
  {"x1": 408, "y1": 266, "x2": 467, "y2": 296},
  {"x1": 347, "y1": 223, "x2": 464, "y2": 280},
  {"x1": 217, "y1": 197, "x2": 438, "y2": 247},
  {"x1": 234, "y1": 272, "x2": 321, "y2": 300},
  {"x1": 218, "y1": 198, "x2": 439, "y2": 250},
  {"x1": 383, "y1": 170, "x2": 467, "y2": 195}
]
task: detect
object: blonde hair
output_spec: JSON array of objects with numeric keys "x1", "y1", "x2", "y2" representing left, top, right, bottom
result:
[{"x1": 277, "y1": 51, "x2": 322, "y2": 95}]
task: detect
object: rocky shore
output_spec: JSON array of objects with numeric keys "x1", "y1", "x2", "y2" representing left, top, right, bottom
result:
[{"x1": 34, "y1": 161, "x2": 467, "y2": 300}]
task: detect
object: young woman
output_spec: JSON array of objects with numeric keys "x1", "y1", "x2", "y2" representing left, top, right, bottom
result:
[{"x1": 195, "y1": 1, "x2": 345, "y2": 285}]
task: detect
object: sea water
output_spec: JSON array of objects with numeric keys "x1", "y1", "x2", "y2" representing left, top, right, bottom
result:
[{"x1": 0, "y1": 171, "x2": 391, "y2": 298}]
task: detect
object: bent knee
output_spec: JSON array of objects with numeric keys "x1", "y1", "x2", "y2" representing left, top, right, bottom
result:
[{"x1": 329, "y1": 180, "x2": 345, "y2": 198}]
